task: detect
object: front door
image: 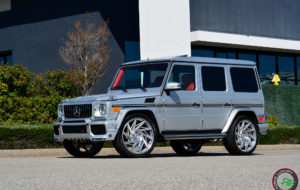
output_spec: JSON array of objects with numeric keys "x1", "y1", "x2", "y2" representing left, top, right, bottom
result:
[{"x1": 163, "y1": 64, "x2": 202, "y2": 131}]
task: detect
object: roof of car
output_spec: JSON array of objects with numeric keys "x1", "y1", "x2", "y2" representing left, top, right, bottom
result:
[{"x1": 122, "y1": 56, "x2": 256, "y2": 66}]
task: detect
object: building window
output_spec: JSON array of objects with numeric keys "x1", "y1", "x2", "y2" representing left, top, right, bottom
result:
[
  {"x1": 192, "y1": 45, "x2": 300, "y2": 85},
  {"x1": 297, "y1": 56, "x2": 300, "y2": 84},
  {"x1": 278, "y1": 56, "x2": 295, "y2": 85},
  {"x1": 0, "y1": 51, "x2": 12, "y2": 65},
  {"x1": 0, "y1": 0, "x2": 11, "y2": 12},
  {"x1": 216, "y1": 51, "x2": 227, "y2": 58},
  {"x1": 192, "y1": 49, "x2": 214, "y2": 57},
  {"x1": 238, "y1": 53, "x2": 256, "y2": 62},
  {"x1": 125, "y1": 41, "x2": 140, "y2": 62},
  {"x1": 259, "y1": 54, "x2": 276, "y2": 84}
]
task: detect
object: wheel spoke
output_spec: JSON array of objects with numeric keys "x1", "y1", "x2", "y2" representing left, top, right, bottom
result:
[
  {"x1": 131, "y1": 142, "x2": 139, "y2": 151},
  {"x1": 135, "y1": 121, "x2": 145, "y2": 131}
]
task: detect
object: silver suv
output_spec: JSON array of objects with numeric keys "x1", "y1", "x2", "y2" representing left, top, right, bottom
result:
[{"x1": 54, "y1": 57, "x2": 269, "y2": 158}]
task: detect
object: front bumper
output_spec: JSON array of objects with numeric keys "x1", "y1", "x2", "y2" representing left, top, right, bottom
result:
[
  {"x1": 53, "y1": 119, "x2": 118, "y2": 142},
  {"x1": 258, "y1": 123, "x2": 269, "y2": 135}
]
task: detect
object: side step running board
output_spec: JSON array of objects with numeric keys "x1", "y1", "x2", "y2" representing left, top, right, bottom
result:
[{"x1": 161, "y1": 133, "x2": 227, "y2": 140}]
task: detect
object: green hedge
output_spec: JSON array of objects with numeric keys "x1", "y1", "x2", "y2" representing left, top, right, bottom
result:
[
  {"x1": 0, "y1": 125, "x2": 299, "y2": 149},
  {"x1": 0, "y1": 95, "x2": 64, "y2": 124},
  {"x1": 263, "y1": 84, "x2": 300, "y2": 125},
  {"x1": 0, "y1": 64, "x2": 81, "y2": 124},
  {"x1": 0, "y1": 125, "x2": 60, "y2": 149}
]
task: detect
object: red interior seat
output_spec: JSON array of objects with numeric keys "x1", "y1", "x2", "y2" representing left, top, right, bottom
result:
[{"x1": 181, "y1": 74, "x2": 195, "y2": 90}]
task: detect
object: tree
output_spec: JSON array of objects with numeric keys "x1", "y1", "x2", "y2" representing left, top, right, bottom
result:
[{"x1": 59, "y1": 13, "x2": 111, "y2": 96}]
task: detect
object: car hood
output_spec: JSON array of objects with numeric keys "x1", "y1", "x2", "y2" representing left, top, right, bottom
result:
[{"x1": 65, "y1": 91, "x2": 160, "y2": 103}]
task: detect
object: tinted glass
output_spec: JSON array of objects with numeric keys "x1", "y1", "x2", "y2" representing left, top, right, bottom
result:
[
  {"x1": 6, "y1": 55, "x2": 12, "y2": 64},
  {"x1": 278, "y1": 56, "x2": 295, "y2": 84},
  {"x1": 112, "y1": 63, "x2": 168, "y2": 89},
  {"x1": 202, "y1": 66, "x2": 226, "y2": 91},
  {"x1": 228, "y1": 52, "x2": 236, "y2": 59},
  {"x1": 0, "y1": 57, "x2": 3, "y2": 64},
  {"x1": 191, "y1": 49, "x2": 214, "y2": 57},
  {"x1": 230, "y1": 68, "x2": 258, "y2": 92},
  {"x1": 168, "y1": 65, "x2": 195, "y2": 91},
  {"x1": 125, "y1": 41, "x2": 140, "y2": 62},
  {"x1": 297, "y1": 56, "x2": 300, "y2": 83},
  {"x1": 216, "y1": 51, "x2": 227, "y2": 58},
  {"x1": 259, "y1": 54, "x2": 276, "y2": 84},
  {"x1": 239, "y1": 53, "x2": 256, "y2": 62}
]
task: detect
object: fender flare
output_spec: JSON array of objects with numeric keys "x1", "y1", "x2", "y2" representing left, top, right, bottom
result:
[
  {"x1": 114, "y1": 107, "x2": 160, "y2": 135},
  {"x1": 221, "y1": 108, "x2": 257, "y2": 133}
]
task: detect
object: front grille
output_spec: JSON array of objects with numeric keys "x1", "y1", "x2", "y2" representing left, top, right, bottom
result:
[
  {"x1": 62, "y1": 125, "x2": 87, "y2": 133},
  {"x1": 53, "y1": 125, "x2": 59, "y2": 135},
  {"x1": 64, "y1": 104, "x2": 92, "y2": 118},
  {"x1": 91, "y1": 125, "x2": 106, "y2": 135},
  {"x1": 63, "y1": 120, "x2": 85, "y2": 123}
]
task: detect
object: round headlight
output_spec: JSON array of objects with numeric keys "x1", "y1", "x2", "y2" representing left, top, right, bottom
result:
[
  {"x1": 58, "y1": 105, "x2": 64, "y2": 118},
  {"x1": 94, "y1": 103, "x2": 107, "y2": 117},
  {"x1": 99, "y1": 104, "x2": 107, "y2": 115}
]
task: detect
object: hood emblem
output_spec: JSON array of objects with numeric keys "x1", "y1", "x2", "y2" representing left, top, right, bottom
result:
[{"x1": 73, "y1": 106, "x2": 81, "y2": 117}]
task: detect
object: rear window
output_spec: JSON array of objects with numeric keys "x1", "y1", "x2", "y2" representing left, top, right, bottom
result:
[
  {"x1": 202, "y1": 66, "x2": 226, "y2": 91},
  {"x1": 230, "y1": 68, "x2": 258, "y2": 92}
]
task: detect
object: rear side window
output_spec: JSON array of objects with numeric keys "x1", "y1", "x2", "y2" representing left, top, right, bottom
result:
[
  {"x1": 202, "y1": 66, "x2": 226, "y2": 91},
  {"x1": 230, "y1": 68, "x2": 258, "y2": 92}
]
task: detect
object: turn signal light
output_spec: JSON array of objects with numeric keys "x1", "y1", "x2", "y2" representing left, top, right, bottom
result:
[{"x1": 113, "y1": 107, "x2": 120, "y2": 112}]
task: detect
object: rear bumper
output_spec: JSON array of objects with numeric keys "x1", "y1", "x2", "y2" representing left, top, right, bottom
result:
[
  {"x1": 258, "y1": 123, "x2": 269, "y2": 135},
  {"x1": 53, "y1": 119, "x2": 118, "y2": 142}
]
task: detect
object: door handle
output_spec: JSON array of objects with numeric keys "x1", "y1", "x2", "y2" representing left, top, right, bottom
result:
[
  {"x1": 192, "y1": 103, "x2": 200, "y2": 107},
  {"x1": 224, "y1": 103, "x2": 231, "y2": 107}
]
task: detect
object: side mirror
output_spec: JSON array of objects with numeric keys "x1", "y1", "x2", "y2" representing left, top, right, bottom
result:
[{"x1": 165, "y1": 82, "x2": 181, "y2": 91}]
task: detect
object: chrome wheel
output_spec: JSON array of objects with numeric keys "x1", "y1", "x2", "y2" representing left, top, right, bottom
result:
[
  {"x1": 122, "y1": 118, "x2": 154, "y2": 154},
  {"x1": 234, "y1": 119, "x2": 257, "y2": 152}
]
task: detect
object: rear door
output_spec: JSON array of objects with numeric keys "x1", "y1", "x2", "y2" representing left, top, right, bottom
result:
[{"x1": 201, "y1": 65, "x2": 232, "y2": 130}]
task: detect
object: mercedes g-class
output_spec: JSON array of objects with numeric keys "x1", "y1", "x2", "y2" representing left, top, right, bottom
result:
[{"x1": 54, "y1": 57, "x2": 269, "y2": 158}]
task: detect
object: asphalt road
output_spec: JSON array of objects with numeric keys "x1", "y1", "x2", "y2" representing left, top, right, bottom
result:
[{"x1": 0, "y1": 145, "x2": 299, "y2": 190}]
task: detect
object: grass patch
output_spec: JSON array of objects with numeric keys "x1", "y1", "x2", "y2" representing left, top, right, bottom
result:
[{"x1": 0, "y1": 124, "x2": 299, "y2": 149}]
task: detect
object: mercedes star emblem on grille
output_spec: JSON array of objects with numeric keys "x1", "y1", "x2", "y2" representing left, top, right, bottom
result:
[{"x1": 73, "y1": 106, "x2": 81, "y2": 117}]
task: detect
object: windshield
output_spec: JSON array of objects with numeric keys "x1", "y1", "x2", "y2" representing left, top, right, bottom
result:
[{"x1": 111, "y1": 63, "x2": 168, "y2": 90}]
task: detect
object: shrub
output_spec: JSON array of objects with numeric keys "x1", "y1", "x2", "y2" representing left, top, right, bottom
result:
[
  {"x1": 0, "y1": 64, "x2": 34, "y2": 97},
  {"x1": 0, "y1": 64, "x2": 81, "y2": 98},
  {"x1": 32, "y1": 68, "x2": 81, "y2": 97},
  {"x1": 267, "y1": 114, "x2": 279, "y2": 127},
  {"x1": 0, "y1": 94, "x2": 64, "y2": 124}
]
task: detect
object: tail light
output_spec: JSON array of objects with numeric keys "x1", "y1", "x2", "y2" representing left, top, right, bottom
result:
[{"x1": 257, "y1": 114, "x2": 268, "y2": 123}]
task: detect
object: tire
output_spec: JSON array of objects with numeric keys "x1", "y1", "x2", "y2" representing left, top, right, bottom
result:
[
  {"x1": 63, "y1": 140, "x2": 104, "y2": 157},
  {"x1": 170, "y1": 140, "x2": 203, "y2": 156},
  {"x1": 224, "y1": 115, "x2": 258, "y2": 155},
  {"x1": 113, "y1": 113, "x2": 157, "y2": 158}
]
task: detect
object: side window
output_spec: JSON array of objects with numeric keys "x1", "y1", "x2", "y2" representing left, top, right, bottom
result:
[
  {"x1": 202, "y1": 66, "x2": 226, "y2": 91},
  {"x1": 230, "y1": 68, "x2": 258, "y2": 92},
  {"x1": 168, "y1": 65, "x2": 195, "y2": 91}
]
